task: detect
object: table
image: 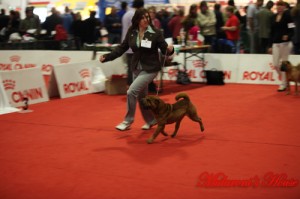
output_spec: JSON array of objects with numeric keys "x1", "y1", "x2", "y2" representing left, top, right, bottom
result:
[{"x1": 179, "y1": 45, "x2": 210, "y2": 71}]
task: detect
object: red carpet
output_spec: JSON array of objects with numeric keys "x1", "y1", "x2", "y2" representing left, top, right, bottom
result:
[{"x1": 0, "y1": 82, "x2": 300, "y2": 199}]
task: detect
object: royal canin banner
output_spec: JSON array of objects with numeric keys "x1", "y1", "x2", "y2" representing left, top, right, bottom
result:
[
  {"x1": 51, "y1": 60, "x2": 106, "y2": 99},
  {"x1": 0, "y1": 68, "x2": 49, "y2": 107},
  {"x1": 162, "y1": 53, "x2": 300, "y2": 85},
  {"x1": 0, "y1": 51, "x2": 93, "y2": 75}
]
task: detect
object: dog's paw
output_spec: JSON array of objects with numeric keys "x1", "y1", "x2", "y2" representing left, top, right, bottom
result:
[
  {"x1": 201, "y1": 126, "x2": 205, "y2": 132},
  {"x1": 147, "y1": 138, "x2": 154, "y2": 144},
  {"x1": 161, "y1": 131, "x2": 168, "y2": 136},
  {"x1": 171, "y1": 133, "x2": 176, "y2": 138}
]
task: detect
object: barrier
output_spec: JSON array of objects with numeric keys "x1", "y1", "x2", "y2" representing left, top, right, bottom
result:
[
  {"x1": 164, "y1": 53, "x2": 300, "y2": 85},
  {"x1": 0, "y1": 68, "x2": 49, "y2": 108},
  {"x1": 0, "y1": 75, "x2": 20, "y2": 114},
  {"x1": 0, "y1": 50, "x2": 94, "y2": 75},
  {"x1": 49, "y1": 60, "x2": 106, "y2": 99}
]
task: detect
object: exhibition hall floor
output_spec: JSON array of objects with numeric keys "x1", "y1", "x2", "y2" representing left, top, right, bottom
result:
[{"x1": 0, "y1": 82, "x2": 299, "y2": 199}]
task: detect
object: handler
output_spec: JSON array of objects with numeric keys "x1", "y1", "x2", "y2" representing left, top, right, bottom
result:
[{"x1": 100, "y1": 8, "x2": 174, "y2": 131}]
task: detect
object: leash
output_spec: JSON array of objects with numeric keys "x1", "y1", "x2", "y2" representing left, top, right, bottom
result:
[{"x1": 157, "y1": 48, "x2": 169, "y2": 96}]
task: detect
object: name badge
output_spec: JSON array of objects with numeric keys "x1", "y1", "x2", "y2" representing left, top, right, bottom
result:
[{"x1": 141, "y1": 39, "x2": 152, "y2": 48}]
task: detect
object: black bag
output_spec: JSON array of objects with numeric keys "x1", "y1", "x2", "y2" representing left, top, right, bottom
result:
[
  {"x1": 204, "y1": 69, "x2": 225, "y2": 85},
  {"x1": 176, "y1": 70, "x2": 191, "y2": 85}
]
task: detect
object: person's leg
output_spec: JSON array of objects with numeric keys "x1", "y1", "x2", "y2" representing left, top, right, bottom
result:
[
  {"x1": 126, "y1": 53, "x2": 133, "y2": 86},
  {"x1": 124, "y1": 70, "x2": 158, "y2": 124},
  {"x1": 280, "y1": 42, "x2": 293, "y2": 88},
  {"x1": 248, "y1": 30, "x2": 255, "y2": 54},
  {"x1": 137, "y1": 72, "x2": 157, "y2": 125}
]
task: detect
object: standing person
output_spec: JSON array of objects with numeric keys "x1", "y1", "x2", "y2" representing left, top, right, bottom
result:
[
  {"x1": 148, "y1": 7, "x2": 161, "y2": 29},
  {"x1": 117, "y1": 1, "x2": 128, "y2": 20},
  {"x1": 168, "y1": 9, "x2": 184, "y2": 44},
  {"x1": 42, "y1": 8, "x2": 62, "y2": 36},
  {"x1": 99, "y1": 8, "x2": 174, "y2": 131},
  {"x1": 197, "y1": 1, "x2": 217, "y2": 46},
  {"x1": 291, "y1": 0, "x2": 300, "y2": 54},
  {"x1": 19, "y1": 7, "x2": 41, "y2": 35},
  {"x1": 182, "y1": 4, "x2": 198, "y2": 40},
  {"x1": 122, "y1": 0, "x2": 144, "y2": 86},
  {"x1": 71, "y1": 12, "x2": 84, "y2": 49},
  {"x1": 160, "y1": 10, "x2": 172, "y2": 39},
  {"x1": 6, "y1": 10, "x2": 20, "y2": 38},
  {"x1": 257, "y1": 1, "x2": 274, "y2": 54},
  {"x1": 268, "y1": 1, "x2": 294, "y2": 92},
  {"x1": 62, "y1": 6, "x2": 73, "y2": 37},
  {"x1": 84, "y1": 11, "x2": 101, "y2": 44},
  {"x1": 105, "y1": 6, "x2": 122, "y2": 44},
  {"x1": 0, "y1": 9, "x2": 9, "y2": 33},
  {"x1": 221, "y1": 6, "x2": 240, "y2": 53},
  {"x1": 247, "y1": 0, "x2": 264, "y2": 53},
  {"x1": 214, "y1": 3, "x2": 225, "y2": 40}
]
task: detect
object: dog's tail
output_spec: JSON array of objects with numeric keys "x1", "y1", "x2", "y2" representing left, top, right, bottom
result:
[{"x1": 175, "y1": 93, "x2": 190, "y2": 102}]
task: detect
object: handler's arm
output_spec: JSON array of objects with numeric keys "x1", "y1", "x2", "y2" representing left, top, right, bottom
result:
[
  {"x1": 156, "y1": 30, "x2": 174, "y2": 56},
  {"x1": 100, "y1": 29, "x2": 130, "y2": 62}
]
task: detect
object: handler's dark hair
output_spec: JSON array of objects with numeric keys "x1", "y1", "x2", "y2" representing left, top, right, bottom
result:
[{"x1": 131, "y1": 8, "x2": 153, "y2": 30}]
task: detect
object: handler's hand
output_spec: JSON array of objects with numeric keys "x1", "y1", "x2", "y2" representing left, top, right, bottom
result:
[
  {"x1": 99, "y1": 55, "x2": 105, "y2": 63},
  {"x1": 167, "y1": 44, "x2": 174, "y2": 54}
]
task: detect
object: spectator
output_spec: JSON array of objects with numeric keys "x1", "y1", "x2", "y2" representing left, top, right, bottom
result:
[
  {"x1": 160, "y1": 10, "x2": 172, "y2": 38},
  {"x1": 182, "y1": 4, "x2": 198, "y2": 34},
  {"x1": 84, "y1": 11, "x2": 101, "y2": 44},
  {"x1": 197, "y1": 1, "x2": 217, "y2": 46},
  {"x1": 6, "y1": 10, "x2": 20, "y2": 38},
  {"x1": 0, "y1": 9, "x2": 9, "y2": 32},
  {"x1": 19, "y1": 7, "x2": 41, "y2": 35},
  {"x1": 168, "y1": 9, "x2": 184, "y2": 44},
  {"x1": 247, "y1": 0, "x2": 264, "y2": 53},
  {"x1": 221, "y1": 6, "x2": 240, "y2": 53},
  {"x1": 71, "y1": 12, "x2": 84, "y2": 49},
  {"x1": 62, "y1": 6, "x2": 73, "y2": 36},
  {"x1": 214, "y1": 3, "x2": 225, "y2": 40},
  {"x1": 122, "y1": 0, "x2": 144, "y2": 86},
  {"x1": 148, "y1": 6, "x2": 161, "y2": 29},
  {"x1": 268, "y1": 1, "x2": 294, "y2": 92},
  {"x1": 291, "y1": 0, "x2": 300, "y2": 54},
  {"x1": 117, "y1": 1, "x2": 128, "y2": 20},
  {"x1": 105, "y1": 6, "x2": 122, "y2": 44},
  {"x1": 257, "y1": 1, "x2": 274, "y2": 53},
  {"x1": 42, "y1": 8, "x2": 62, "y2": 36}
]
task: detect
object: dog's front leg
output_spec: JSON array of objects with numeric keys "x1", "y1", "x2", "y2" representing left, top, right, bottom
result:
[
  {"x1": 147, "y1": 125, "x2": 165, "y2": 144},
  {"x1": 295, "y1": 82, "x2": 298, "y2": 95},
  {"x1": 286, "y1": 81, "x2": 291, "y2": 95}
]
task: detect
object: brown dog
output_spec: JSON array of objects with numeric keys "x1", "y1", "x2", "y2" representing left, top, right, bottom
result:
[
  {"x1": 281, "y1": 61, "x2": 300, "y2": 95},
  {"x1": 141, "y1": 93, "x2": 204, "y2": 144}
]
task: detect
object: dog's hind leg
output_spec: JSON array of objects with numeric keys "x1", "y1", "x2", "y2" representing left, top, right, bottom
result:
[{"x1": 187, "y1": 107, "x2": 205, "y2": 132}]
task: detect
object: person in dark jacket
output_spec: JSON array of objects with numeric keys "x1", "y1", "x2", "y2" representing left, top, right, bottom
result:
[
  {"x1": 105, "y1": 6, "x2": 122, "y2": 44},
  {"x1": 100, "y1": 8, "x2": 174, "y2": 131},
  {"x1": 268, "y1": 1, "x2": 294, "y2": 91},
  {"x1": 291, "y1": 0, "x2": 300, "y2": 54},
  {"x1": 42, "y1": 8, "x2": 62, "y2": 36},
  {"x1": 83, "y1": 11, "x2": 101, "y2": 44}
]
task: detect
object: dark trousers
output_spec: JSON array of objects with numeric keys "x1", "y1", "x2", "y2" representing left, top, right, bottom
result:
[
  {"x1": 259, "y1": 38, "x2": 270, "y2": 54},
  {"x1": 294, "y1": 42, "x2": 300, "y2": 55}
]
